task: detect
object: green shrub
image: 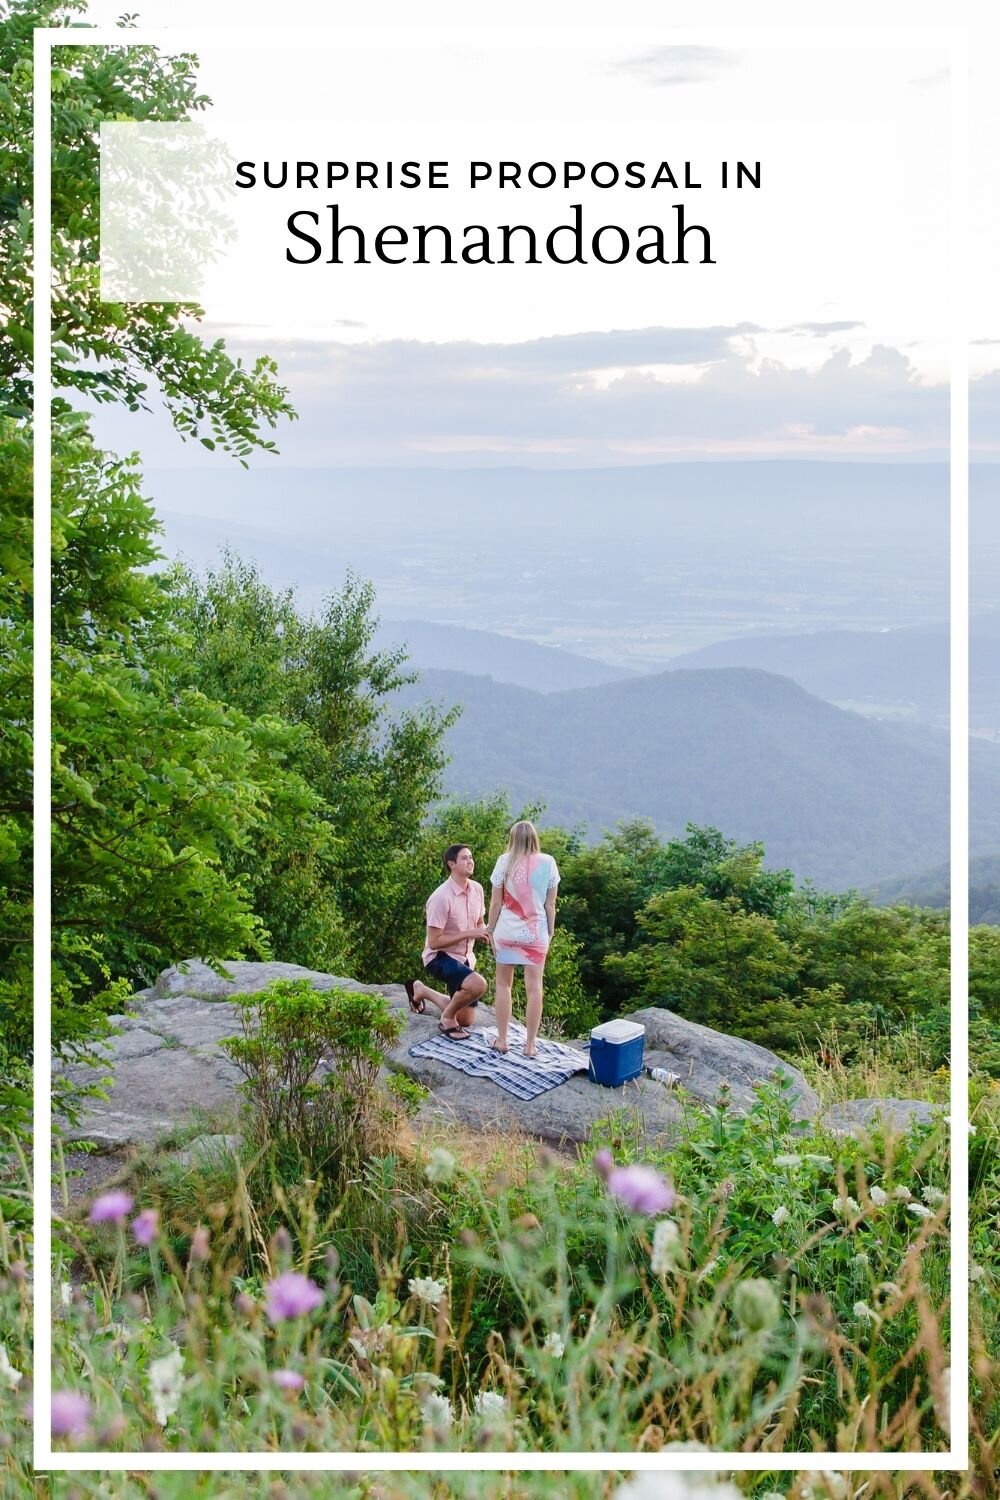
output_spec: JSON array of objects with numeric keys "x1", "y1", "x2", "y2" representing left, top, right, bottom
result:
[{"x1": 221, "y1": 979, "x2": 404, "y2": 1186}]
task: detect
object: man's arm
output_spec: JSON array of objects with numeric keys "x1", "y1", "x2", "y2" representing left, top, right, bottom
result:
[{"x1": 425, "y1": 923, "x2": 489, "y2": 951}]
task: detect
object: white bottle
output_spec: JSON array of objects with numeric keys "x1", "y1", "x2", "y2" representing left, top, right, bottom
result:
[{"x1": 646, "y1": 1066, "x2": 680, "y2": 1087}]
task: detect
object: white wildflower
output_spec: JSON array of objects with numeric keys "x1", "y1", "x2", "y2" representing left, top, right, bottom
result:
[
  {"x1": 869, "y1": 1185, "x2": 888, "y2": 1206},
  {"x1": 613, "y1": 1471, "x2": 744, "y2": 1500},
  {"x1": 853, "y1": 1300, "x2": 879, "y2": 1323},
  {"x1": 922, "y1": 1184, "x2": 946, "y2": 1207},
  {"x1": 877, "y1": 1281, "x2": 903, "y2": 1300},
  {"x1": 801, "y1": 1474, "x2": 850, "y2": 1500},
  {"x1": 473, "y1": 1390, "x2": 507, "y2": 1417},
  {"x1": 771, "y1": 1204, "x2": 790, "y2": 1227},
  {"x1": 650, "y1": 1218, "x2": 684, "y2": 1274},
  {"x1": 409, "y1": 1275, "x2": 446, "y2": 1307},
  {"x1": 907, "y1": 1202, "x2": 934, "y2": 1219},
  {"x1": 421, "y1": 1390, "x2": 453, "y2": 1434},
  {"x1": 697, "y1": 1257, "x2": 721, "y2": 1282},
  {"x1": 348, "y1": 1320, "x2": 392, "y2": 1362},
  {"x1": 970, "y1": 1124, "x2": 977, "y2": 1135},
  {"x1": 148, "y1": 1346, "x2": 184, "y2": 1426},
  {"x1": 853, "y1": 1250, "x2": 870, "y2": 1267},
  {"x1": 59, "y1": 1281, "x2": 73, "y2": 1307},
  {"x1": 542, "y1": 1331, "x2": 565, "y2": 1357},
  {"x1": 970, "y1": 1262, "x2": 985, "y2": 1283},
  {"x1": 0, "y1": 1344, "x2": 23, "y2": 1390},
  {"x1": 424, "y1": 1148, "x2": 456, "y2": 1185},
  {"x1": 773, "y1": 1154, "x2": 802, "y2": 1168},
  {"x1": 940, "y1": 1366, "x2": 951, "y2": 1437},
  {"x1": 832, "y1": 1195, "x2": 859, "y2": 1217},
  {"x1": 891, "y1": 1185, "x2": 912, "y2": 1201},
  {"x1": 803, "y1": 1153, "x2": 833, "y2": 1168}
]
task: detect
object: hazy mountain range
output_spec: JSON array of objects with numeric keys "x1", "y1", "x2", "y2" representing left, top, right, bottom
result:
[
  {"x1": 390, "y1": 665, "x2": 1000, "y2": 892},
  {"x1": 375, "y1": 614, "x2": 1000, "y2": 734},
  {"x1": 146, "y1": 458, "x2": 998, "y2": 905},
  {"x1": 872, "y1": 855, "x2": 1000, "y2": 926},
  {"x1": 374, "y1": 620, "x2": 636, "y2": 693}
]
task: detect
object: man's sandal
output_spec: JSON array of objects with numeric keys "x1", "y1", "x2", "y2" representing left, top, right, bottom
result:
[
  {"x1": 438, "y1": 1022, "x2": 470, "y2": 1041},
  {"x1": 404, "y1": 980, "x2": 425, "y2": 1014}
]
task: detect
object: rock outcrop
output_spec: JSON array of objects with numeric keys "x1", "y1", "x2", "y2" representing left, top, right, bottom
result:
[
  {"x1": 821, "y1": 1097, "x2": 938, "y2": 1135},
  {"x1": 59, "y1": 959, "x2": 937, "y2": 1153}
]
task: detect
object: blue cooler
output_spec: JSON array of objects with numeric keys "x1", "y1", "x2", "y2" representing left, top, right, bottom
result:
[{"x1": 588, "y1": 1019, "x2": 645, "y2": 1087}]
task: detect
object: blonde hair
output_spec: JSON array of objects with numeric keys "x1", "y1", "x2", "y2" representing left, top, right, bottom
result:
[{"x1": 505, "y1": 819, "x2": 541, "y2": 870}]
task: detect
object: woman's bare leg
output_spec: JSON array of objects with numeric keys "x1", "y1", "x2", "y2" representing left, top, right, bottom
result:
[
  {"x1": 493, "y1": 963, "x2": 514, "y2": 1051},
  {"x1": 523, "y1": 964, "x2": 544, "y2": 1057}
]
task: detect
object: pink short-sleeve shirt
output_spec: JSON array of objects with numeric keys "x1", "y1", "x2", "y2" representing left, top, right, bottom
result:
[{"x1": 422, "y1": 876, "x2": 486, "y2": 966}]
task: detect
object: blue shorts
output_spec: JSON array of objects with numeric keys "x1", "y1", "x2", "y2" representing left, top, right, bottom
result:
[{"x1": 424, "y1": 952, "x2": 479, "y2": 1003}]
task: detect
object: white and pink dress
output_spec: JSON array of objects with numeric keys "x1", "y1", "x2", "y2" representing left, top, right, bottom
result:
[{"x1": 489, "y1": 851, "x2": 560, "y2": 968}]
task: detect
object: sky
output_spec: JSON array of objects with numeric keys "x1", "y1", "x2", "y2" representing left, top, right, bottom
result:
[{"x1": 77, "y1": 3, "x2": 998, "y2": 468}]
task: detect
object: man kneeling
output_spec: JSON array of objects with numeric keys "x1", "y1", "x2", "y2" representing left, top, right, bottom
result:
[{"x1": 405, "y1": 843, "x2": 490, "y2": 1040}]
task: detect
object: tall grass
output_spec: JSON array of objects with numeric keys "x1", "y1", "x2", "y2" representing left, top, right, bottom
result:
[
  {"x1": 28, "y1": 1074, "x2": 950, "y2": 1458},
  {"x1": 4, "y1": 1037, "x2": 989, "y2": 1494}
]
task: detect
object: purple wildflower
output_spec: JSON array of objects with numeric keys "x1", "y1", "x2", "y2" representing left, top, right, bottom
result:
[
  {"x1": 264, "y1": 1271, "x2": 324, "y2": 1323},
  {"x1": 593, "y1": 1148, "x2": 614, "y2": 1180},
  {"x1": 606, "y1": 1163, "x2": 675, "y2": 1216},
  {"x1": 51, "y1": 1390, "x2": 92, "y2": 1438},
  {"x1": 188, "y1": 1225, "x2": 211, "y2": 1262},
  {"x1": 272, "y1": 1369, "x2": 305, "y2": 1391},
  {"x1": 88, "y1": 1190, "x2": 134, "y2": 1226},
  {"x1": 131, "y1": 1209, "x2": 159, "y2": 1247}
]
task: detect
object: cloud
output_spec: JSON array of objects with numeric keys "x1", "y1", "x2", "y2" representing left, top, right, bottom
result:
[
  {"x1": 89, "y1": 322, "x2": 984, "y2": 470},
  {"x1": 204, "y1": 326, "x2": 949, "y2": 465},
  {"x1": 615, "y1": 46, "x2": 737, "y2": 88},
  {"x1": 262, "y1": 323, "x2": 758, "y2": 380},
  {"x1": 909, "y1": 68, "x2": 950, "y2": 88},
  {"x1": 777, "y1": 321, "x2": 866, "y2": 336}
]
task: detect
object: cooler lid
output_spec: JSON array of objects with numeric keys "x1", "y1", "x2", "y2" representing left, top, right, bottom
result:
[{"x1": 590, "y1": 1019, "x2": 645, "y2": 1043}]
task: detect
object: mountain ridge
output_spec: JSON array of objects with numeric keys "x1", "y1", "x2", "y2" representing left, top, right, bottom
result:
[{"x1": 391, "y1": 664, "x2": 1000, "y2": 892}]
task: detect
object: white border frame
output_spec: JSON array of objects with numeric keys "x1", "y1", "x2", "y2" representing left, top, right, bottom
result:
[{"x1": 32, "y1": 23, "x2": 970, "y2": 1474}]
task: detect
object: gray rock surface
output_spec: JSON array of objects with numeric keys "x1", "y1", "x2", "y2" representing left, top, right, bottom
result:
[
  {"x1": 61, "y1": 1048, "x2": 241, "y2": 1147},
  {"x1": 629, "y1": 1007, "x2": 820, "y2": 1117},
  {"x1": 820, "y1": 1097, "x2": 939, "y2": 1135},
  {"x1": 176, "y1": 1133, "x2": 241, "y2": 1168},
  {"x1": 60, "y1": 959, "x2": 931, "y2": 1155},
  {"x1": 153, "y1": 959, "x2": 352, "y2": 1001}
]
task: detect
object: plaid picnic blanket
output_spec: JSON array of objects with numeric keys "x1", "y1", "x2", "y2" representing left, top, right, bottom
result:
[{"x1": 408, "y1": 1021, "x2": 589, "y2": 1100}]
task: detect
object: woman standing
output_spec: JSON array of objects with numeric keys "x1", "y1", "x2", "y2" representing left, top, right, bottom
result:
[{"x1": 486, "y1": 819, "x2": 560, "y2": 1058}]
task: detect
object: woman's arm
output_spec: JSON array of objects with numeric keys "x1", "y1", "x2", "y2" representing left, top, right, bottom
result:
[
  {"x1": 486, "y1": 886, "x2": 503, "y2": 934},
  {"x1": 544, "y1": 888, "x2": 557, "y2": 937}
]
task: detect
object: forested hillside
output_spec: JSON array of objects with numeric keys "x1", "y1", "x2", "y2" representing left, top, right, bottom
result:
[
  {"x1": 390, "y1": 665, "x2": 1000, "y2": 890},
  {"x1": 873, "y1": 853, "x2": 1000, "y2": 926}
]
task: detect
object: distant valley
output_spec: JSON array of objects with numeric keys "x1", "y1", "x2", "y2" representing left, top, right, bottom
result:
[
  {"x1": 150, "y1": 459, "x2": 955, "y2": 667},
  {"x1": 146, "y1": 458, "x2": 999, "y2": 903}
]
